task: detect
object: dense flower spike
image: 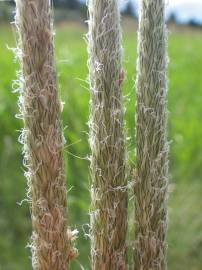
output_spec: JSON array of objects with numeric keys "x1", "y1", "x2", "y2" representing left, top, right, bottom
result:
[
  {"x1": 15, "y1": 1, "x2": 77, "y2": 269},
  {"x1": 87, "y1": 0, "x2": 128, "y2": 269},
  {"x1": 134, "y1": 0, "x2": 169, "y2": 269}
]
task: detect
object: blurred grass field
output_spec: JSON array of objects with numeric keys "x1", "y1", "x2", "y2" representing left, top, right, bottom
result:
[{"x1": 0, "y1": 18, "x2": 202, "y2": 269}]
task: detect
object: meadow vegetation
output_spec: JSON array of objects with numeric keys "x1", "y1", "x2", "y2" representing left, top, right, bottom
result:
[{"x1": 0, "y1": 19, "x2": 202, "y2": 269}]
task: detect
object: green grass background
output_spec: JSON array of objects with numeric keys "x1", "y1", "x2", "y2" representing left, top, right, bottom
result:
[{"x1": 0, "y1": 19, "x2": 202, "y2": 269}]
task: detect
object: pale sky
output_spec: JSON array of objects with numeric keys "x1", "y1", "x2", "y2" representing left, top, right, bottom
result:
[
  {"x1": 169, "y1": 0, "x2": 200, "y2": 2},
  {"x1": 168, "y1": 0, "x2": 201, "y2": 6},
  {"x1": 119, "y1": 0, "x2": 202, "y2": 9},
  {"x1": 131, "y1": 0, "x2": 202, "y2": 6},
  {"x1": 124, "y1": 0, "x2": 202, "y2": 24}
]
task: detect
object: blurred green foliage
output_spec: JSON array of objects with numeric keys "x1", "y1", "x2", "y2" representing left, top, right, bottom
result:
[
  {"x1": 0, "y1": 20, "x2": 202, "y2": 270},
  {"x1": 0, "y1": 3, "x2": 13, "y2": 22}
]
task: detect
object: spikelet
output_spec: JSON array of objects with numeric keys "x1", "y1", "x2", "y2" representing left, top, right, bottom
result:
[
  {"x1": 15, "y1": 1, "x2": 77, "y2": 269},
  {"x1": 87, "y1": 0, "x2": 128, "y2": 269},
  {"x1": 134, "y1": 0, "x2": 169, "y2": 269}
]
